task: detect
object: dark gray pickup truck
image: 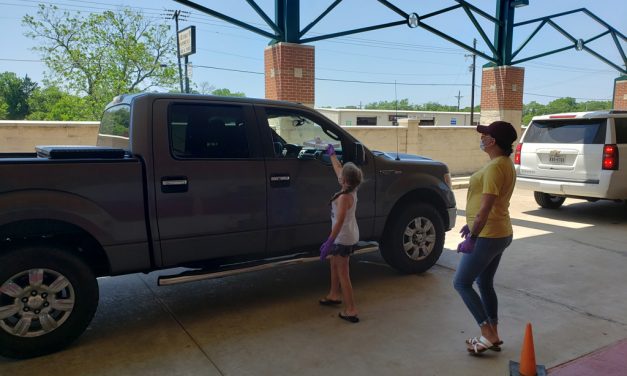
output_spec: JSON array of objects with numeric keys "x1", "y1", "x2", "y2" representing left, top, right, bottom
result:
[{"x1": 0, "y1": 93, "x2": 456, "y2": 358}]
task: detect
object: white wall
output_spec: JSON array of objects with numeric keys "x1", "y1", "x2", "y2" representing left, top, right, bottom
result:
[{"x1": 0, "y1": 121, "x2": 99, "y2": 153}]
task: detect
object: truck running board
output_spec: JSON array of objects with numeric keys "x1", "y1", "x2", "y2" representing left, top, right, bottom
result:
[{"x1": 157, "y1": 243, "x2": 379, "y2": 286}]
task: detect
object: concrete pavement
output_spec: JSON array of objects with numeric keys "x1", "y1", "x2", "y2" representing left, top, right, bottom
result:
[{"x1": 1, "y1": 187, "x2": 626, "y2": 375}]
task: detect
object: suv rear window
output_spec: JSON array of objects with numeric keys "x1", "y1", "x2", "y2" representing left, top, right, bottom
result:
[
  {"x1": 524, "y1": 119, "x2": 606, "y2": 144},
  {"x1": 615, "y1": 118, "x2": 627, "y2": 144}
]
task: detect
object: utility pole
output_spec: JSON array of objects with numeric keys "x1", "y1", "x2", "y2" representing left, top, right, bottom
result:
[
  {"x1": 466, "y1": 38, "x2": 477, "y2": 125},
  {"x1": 454, "y1": 90, "x2": 463, "y2": 111},
  {"x1": 163, "y1": 9, "x2": 189, "y2": 93}
]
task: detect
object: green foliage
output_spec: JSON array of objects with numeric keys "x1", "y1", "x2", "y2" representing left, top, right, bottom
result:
[
  {"x1": 363, "y1": 98, "x2": 473, "y2": 112},
  {"x1": 522, "y1": 98, "x2": 612, "y2": 125},
  {"x1": 0, "y1": 98, "x2": 8, "y2": 119},
  {"x1": 0, "y1": 72, "x2": 38, "y2": 119},
  {"x1": 211, "y1": 88, "x2": 246, "y2": 97},
  {"x1": 27, "y1": 86, "x2": 92, "y2": 120},
  {"x1": 23, "y1": 5, "x2": 178, "y2": 119}
]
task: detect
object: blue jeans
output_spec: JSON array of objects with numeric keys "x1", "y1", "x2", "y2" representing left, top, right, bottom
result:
[{"x1": 453, "y1": 236, "x2": 512, "y2": 326}]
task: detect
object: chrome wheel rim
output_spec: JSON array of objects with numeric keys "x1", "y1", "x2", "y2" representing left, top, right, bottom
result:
[
  {"x1": 0, "y1": 268, "x2": 75, "y2": 338},
  {"x1": 402, "y1": 216, "x2": 436, "y2": 260}
]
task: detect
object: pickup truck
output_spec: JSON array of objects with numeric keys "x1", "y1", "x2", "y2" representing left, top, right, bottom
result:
[{"x1": 0, "y1": 93, "x2": 456, "y2": 359}]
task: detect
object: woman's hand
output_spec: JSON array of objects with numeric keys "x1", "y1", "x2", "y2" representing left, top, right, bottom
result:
[
  {"x1": 460, "y1": 224, "x2": 470, "y2": 239},
  {"x1": 457, "y1": 237, "x2": 476, "y2": 254}
]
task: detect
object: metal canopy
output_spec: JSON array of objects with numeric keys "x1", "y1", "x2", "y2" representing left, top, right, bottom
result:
[{"x1": 173, "y1": 0, "x2": 627, "y2": 75}]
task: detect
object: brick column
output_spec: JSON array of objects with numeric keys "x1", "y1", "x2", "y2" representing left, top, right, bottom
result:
[
  {"x1": 264, "y1": 42, "x2": 315, "y2": 107},
  {"x1": 613, "y1": 76, "x2": 627, "y2": 110},
  {"x1": 480, "y1": 65, "x2": 524, "y2": 136}
]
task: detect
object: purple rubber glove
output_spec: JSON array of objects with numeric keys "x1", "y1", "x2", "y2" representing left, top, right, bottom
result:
[
  {"x1": 320, "y1": 237, "x2": 335, "y2": 260},
  {"x1": 457, "y1": 237, "x2": 476, "y2": 254},
  {"x1": 326, "y1": 144, "x2": 336, "y2": 156},
  {"x1": 460, "y1": 224, "x2": 470, "y2": 239}
]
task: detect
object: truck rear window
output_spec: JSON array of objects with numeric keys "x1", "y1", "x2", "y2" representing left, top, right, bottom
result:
[
  {"x1": 98, "y1": 104, "x2": 130, "y2": 149},
  {"x1": 524, "y1": 119, "x2": 606, "y2": 144}
]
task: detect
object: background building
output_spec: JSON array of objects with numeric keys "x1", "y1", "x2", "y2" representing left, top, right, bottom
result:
[{"x1": 316, "y1": 108, "x2": 480, "y2": 127}]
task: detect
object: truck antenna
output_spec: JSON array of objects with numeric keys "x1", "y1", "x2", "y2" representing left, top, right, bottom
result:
[{"x1": 395, "y1": 80, "x2": 400, "y2": 161}]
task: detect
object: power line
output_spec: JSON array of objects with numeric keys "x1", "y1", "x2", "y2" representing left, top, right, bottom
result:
[{"x1": 0, "y1": 57, "x2": 612, "y2": 101}]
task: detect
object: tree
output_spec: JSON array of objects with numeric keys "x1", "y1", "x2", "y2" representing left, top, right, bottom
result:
[
  {"x1": 522, "y1": 98, "x2": 612, "y2": 125},
  {"x1": 23, "y1": 5, "x2": 178, "y2": 119},
  {"x1": 0, "y1": 72, "x2": 38, "y2": 119},
  {"x1": 0, "y1": 98, "x2": 8, "y2": 119},
  {"x1": 27, "y1": 86, "x2": 92, "y2": 120},
  {"x1": 211, "y1": 88, "x2": 246, "y2": 97}
]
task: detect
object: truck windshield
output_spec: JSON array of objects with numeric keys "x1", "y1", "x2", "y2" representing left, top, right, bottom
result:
[
  {"x1": 524, "y1": 119, "x2": 606, "y2": 144},
  {"x1": 98, "y1": 104, "x2": 131, "y2": 149}
]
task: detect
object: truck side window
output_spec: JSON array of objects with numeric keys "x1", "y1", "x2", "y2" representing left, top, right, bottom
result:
[
  {"x1": 169, "y1": 104, "x2": 250, "y2": 159},
  {"x1": 98, "y1": 104, "x2": 130, "y2": 149},
  {"x1": 264, "y1": 108, "x2": 340, "y2": 158}
]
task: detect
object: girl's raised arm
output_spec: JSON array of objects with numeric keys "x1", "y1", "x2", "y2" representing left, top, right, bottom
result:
[{"x1": 326, "y1": 144, "x2": 342, "y2": 179}]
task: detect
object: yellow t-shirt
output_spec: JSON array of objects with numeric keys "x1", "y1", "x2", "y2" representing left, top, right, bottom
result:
[{"x1": 466, "y1": 156, "x2": 516, "y2": 238}]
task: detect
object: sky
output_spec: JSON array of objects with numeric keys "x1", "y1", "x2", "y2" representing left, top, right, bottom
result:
[{"x1": 1, "y1": 0, "x2": 626, "y2": 108}]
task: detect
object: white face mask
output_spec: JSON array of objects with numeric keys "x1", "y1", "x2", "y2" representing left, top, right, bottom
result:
[{"x1": 480, "y1": 136, "x2": 493, "y2": 151}]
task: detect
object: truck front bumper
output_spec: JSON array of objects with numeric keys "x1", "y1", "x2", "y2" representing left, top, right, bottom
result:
[{"x1": 446, "y1": 207, "x2": 457, "y2": 230}]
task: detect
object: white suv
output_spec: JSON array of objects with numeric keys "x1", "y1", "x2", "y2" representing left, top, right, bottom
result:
[{"x1": 515, "y1": 110, "x2": 627, "y2": 209}]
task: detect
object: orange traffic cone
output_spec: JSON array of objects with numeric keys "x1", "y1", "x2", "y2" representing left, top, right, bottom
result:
[
  {"x1": 519, "y1": 323, "x2": 537, "y2": 375},
  {"x1": 509, "y1": 323, "x2": 546, "y2": 376}
]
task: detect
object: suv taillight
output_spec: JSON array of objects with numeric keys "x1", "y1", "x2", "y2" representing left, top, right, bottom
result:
[
  {"x1": 514, "y1": 143, "x2": 522, "y2": 165},
  {"x1": 602, "y1": 144, "x2": 619, "y2": 170}
]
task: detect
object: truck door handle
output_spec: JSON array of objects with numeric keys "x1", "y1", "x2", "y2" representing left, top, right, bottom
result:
[
  {"x1": 161, "y1": 176, "x2": 188, "y2": 193},
  {"x1": 379, "y1": 169, "x2": 402, "y2": 175},
  {"x1": 270, "y1": 174, "x2": 290, "y2": 188}
]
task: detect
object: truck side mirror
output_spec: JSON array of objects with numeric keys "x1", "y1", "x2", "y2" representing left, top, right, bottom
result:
[{"x1": 353, "y1": 142, "x2": 365, "y2": 165}]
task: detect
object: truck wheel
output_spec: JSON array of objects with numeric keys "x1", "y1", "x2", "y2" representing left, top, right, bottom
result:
[
  {"x1": 0, "y1": 245, "x2": 99, "y2": 359},
  {"x1": 379, "y1": 203, "x2": 444, "y2": 274},
  {"x1": 534, "y1": 192, "x2": 566, "y2": 209}
]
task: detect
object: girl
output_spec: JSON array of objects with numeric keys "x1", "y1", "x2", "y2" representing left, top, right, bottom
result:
[{"x1": 319, "y1": 144, "x2": 363, "y2": 323}]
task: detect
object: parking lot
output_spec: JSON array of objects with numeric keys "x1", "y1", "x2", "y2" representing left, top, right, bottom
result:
[{"x1": 1, "y1": 186, "x2": 626, "y2": 375}]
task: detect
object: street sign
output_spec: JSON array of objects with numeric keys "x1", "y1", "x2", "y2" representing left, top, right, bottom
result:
[{"x1": 178, "y1": 26, "x2": 196, "y2": 57}]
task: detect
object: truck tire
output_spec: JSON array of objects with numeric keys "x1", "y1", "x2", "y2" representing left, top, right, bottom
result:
[
  {"x1": 379, "y1": 203, "x2": 444, "y2": 274},
  {"x1": 534, "y1": 192, "x2": 566, "y2": 209},
  {"x1": 0, "y1": 245, "x2": 99, "y2": 359}
]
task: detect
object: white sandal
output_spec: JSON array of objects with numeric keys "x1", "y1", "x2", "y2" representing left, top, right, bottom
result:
[
  {"x1": 465, "y1": 336, "x2": 503, "y2": 351},
  {"x1": 467, "y1": 336, "x2": 493, "y2": 354}
]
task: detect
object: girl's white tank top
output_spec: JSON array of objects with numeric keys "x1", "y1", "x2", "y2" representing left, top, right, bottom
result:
[{"x1": 331, "y1": 191, "x2": 359, "y2": 245}]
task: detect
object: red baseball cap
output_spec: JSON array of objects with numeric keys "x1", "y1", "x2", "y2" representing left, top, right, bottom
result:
[{"x1": 476, "y1": 121, "x2": 518, "y2": 147}]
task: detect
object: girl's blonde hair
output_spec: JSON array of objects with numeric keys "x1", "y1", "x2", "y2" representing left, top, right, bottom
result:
[{"x1": 330, "y1": 162, "x2": 363, "y2": 203}]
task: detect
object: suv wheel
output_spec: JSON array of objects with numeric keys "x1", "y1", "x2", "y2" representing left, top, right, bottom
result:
[
  {"x1": 379, "y1": 203, "x2": 444, "y2": 274},
  {"x1": 534, "y1": 191, "x2": 566, "y2": 209},
  {"x1": 0, "y1": 245, "x2": 99, "y2": 359}
]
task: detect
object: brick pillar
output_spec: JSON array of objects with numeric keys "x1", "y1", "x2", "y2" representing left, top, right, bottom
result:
[
  {"x1": 480, "y1": 66, "x2": 524, "y2": 136},
  {"x1": 264, "y1": 42, "x2": 315, "y2": 107},
  {"x1": 613, "y1": 76, "x2": 627, "y2": 110}
]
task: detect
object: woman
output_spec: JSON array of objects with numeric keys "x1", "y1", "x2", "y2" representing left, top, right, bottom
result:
[{"x1": 453, "y1": 121, "x2": 518, "y2": 354}]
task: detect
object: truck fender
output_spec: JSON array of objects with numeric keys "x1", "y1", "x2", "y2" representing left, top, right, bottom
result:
[{"x1": 0, "y1": 189, "x2": 115, "y2": 245}]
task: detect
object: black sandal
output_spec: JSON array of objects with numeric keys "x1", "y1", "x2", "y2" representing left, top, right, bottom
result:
[
  {"x1": 338, "y1": 312, "x2": 359, "y2": 323},
  {"x1": 319, "y1": 298, "x2": 342, "y2": 306}
]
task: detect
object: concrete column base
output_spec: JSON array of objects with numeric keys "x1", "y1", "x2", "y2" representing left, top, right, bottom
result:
[{"x1": 479, "y1": 109, "x2": 524, "y2": 139}]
